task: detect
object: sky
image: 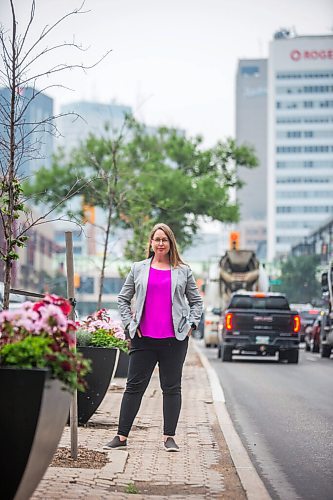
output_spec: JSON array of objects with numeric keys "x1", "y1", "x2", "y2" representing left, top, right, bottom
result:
[{"x1": 1, "y1": 0, "x2": 333, "y2": 146}]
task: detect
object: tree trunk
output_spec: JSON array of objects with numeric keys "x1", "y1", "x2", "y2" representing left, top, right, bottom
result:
[
  {"x1": 3, "y1": 8, "x2": 17, "y2": 310},
  {"x1": 97, "y1": 203, "x2": 113, "y2": 310},
  {"x1": 97, "y1": 142, "x2": 119, "y2": 311}
]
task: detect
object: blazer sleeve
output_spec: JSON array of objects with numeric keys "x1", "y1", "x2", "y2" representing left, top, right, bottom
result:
[
  {"x1": 117, "y1": 264, "x2": 136, "y2": 328},
  {"x1": 185, "y1": 267, "x2": 204, "y2": 326}
]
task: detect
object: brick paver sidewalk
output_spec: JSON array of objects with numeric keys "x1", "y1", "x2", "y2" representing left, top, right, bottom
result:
[{"x1": 32, "y1": 340, "x2": 246, "y2": 499}]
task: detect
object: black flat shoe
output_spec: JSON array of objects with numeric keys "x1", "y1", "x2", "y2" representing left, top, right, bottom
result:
[
  {"x1": 103, "y1": 435, "x2": 127, "y2": 449},
  {"x1": 164, "y1": 437, "x2": 179, "y2": 452}
]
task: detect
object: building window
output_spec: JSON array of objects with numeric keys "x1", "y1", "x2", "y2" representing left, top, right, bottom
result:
[
  {"x1": 241, "y1": 66, "x2": 260, "y2": 76},
  {"x1": 78, "y1": 277, "x2": 94, "y2": 294},
  {"x1": 276, "y1": 115, "x2": 333, "y2": 124},
  {"x1": 276, "y1": 160, "x2": 333, "y2": 169},
  {"x1": 276, "y1": 71, "x2": 333, "y2": 79},
  {"x1": 276, "y1": 236, "x2": 301, "y2": 244},
  {"x1": 276, "y1": 206, "x2": 333, "y2": 214},
  {"x1": 276, "y1": 190, "x2": 333, "y2": 199},
  {"x1": 276, "y1": 84, "x2": 333, "y2": 94},
  {"x1": 277, "y1": 176, "x2": 333, "y2": 184},
  {"x1": 276, "y1": 220, "x2": 319, "y2": 229},
  {"x1": 102, "y1": 277, "x2": 125, "y2": 294},
  {"x1": 276, "y1": 99, "x2": 333, "y2": 110},
  {"x1": 276, "y1": 145, "x2": 333, "y2": 154}
]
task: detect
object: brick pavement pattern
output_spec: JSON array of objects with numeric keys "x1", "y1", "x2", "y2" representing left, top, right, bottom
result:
[{"x1": 32, "y1": 340, "x2": 246, "y2": 499}]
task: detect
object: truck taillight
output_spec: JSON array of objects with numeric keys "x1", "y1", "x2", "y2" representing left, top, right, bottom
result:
[
  {"x1": 293, "y1": 315, "x2": 300, "y2": 333},
  {"x1": 225, "y1": 313, "x2": 233, "y2": 331}
]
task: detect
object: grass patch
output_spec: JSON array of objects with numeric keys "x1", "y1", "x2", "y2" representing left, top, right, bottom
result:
[{"x1": 125, "y1": 482, "x2": 139, "y2": 494}]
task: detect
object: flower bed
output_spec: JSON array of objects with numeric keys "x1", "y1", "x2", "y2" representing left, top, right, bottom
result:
[
  {"x1": 76, "y1": 308, "x2": 128, "y2": 353},
  {"x1": 0, "y1": 294, "x2": 90, "y2": 391}
]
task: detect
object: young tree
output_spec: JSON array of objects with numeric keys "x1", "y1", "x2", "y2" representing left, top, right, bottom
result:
[
  {"x1": 0, "y1": 0, "x2": 110, "y2": 308},
  {"x1": 274, "y1": 255, "x2": 321, "y2": 303},
  {"x1": 24, "y1": 117, "x2": 258, "y2": 305}
]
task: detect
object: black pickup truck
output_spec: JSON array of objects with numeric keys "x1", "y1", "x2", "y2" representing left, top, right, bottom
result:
[{"x1": 217, "y1": 292, "x2": 300, "y2": 363}]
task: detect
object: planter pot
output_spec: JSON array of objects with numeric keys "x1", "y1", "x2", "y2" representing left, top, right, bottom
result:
[
  {"x1": 115, "y1": 349, "x2": 129, "y2": 378},
  {"x1": 77, "y1": 346, "x2": 119, "y2": 425},
  {"x1": 0, "y1": 367, "x2": 72, "y2": 500}
]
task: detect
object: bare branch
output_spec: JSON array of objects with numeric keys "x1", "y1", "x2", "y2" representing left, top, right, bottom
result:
[
  {"x1": 17, "y1": 1, "x2": 90, "y2": 69},
  {"x1": 18, "y1": 49, "x2": 112, "y2": 86},
  {"x1": 15, "y1": 0, "x2": 35, "y2": 59},
  {"x1": 16, "y1": 177, "x2": 94, "y2": 240},
  {"x1": 17, "y1": 40, "x2": 89, "y2": 79},
  {"x1": 13, "y1": 85, "x2": 77, "y2": 124}
]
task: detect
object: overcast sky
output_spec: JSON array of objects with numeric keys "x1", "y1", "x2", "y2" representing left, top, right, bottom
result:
[{"x1": 1, "y1": 0, "x2": 333, "y2": 145}]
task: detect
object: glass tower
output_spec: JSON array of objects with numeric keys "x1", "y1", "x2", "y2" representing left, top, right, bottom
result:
[{"x1": 267, "y1": 33, "x2": 333, "y2": 260}]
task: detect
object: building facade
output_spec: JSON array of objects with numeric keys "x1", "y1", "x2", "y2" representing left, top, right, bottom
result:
[
  {"x1": 267, "y1": 33, "x2": 333, "y2": 261},
  {"x1": 236, "y1": 59, "x2": 268, "y2": 259},
  {"x1": 59, "y1": 101, "x2": 132, "y2": 153},
  {"x1": 0, "y1": 86, "x2": 53, "y2": 177}
]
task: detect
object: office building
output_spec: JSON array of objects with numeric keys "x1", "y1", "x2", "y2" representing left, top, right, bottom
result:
[
  {"x1": 267, "y1": 32, "x2": 333, "y2": 260},
  {"x1": 0, "y1": 86, "x2": 53, "y2": 177},
  {"x1": 236, "y1": 59, "x2": 268, "y2": 259},
  {"x1": 59, "y1": 101, "x2": 132, "y2": 152}
]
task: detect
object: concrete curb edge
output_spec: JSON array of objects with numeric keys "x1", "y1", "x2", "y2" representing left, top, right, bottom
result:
[{"x1": 192, "y1": 340, "x2": 271, "y2": 500}]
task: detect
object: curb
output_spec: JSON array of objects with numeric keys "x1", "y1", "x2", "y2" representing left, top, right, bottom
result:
[{"x1": 192, "y1": 341, "x2": 271, "y2": 500}]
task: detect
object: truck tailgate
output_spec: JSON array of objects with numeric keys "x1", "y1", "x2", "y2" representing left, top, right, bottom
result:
[{"x1": 230, "y1": 309, "x2": 295, "y2": 334}]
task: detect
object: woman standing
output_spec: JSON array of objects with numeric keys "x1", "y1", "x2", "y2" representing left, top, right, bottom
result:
[{"x1": 104, "y1": 223, "x2": 203, "y2": 452}]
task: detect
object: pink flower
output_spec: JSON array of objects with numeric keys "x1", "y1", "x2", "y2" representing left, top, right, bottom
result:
[
  {"x1": 33, "y1": 294, "x2": 72, "y2": 316},
  {"x1": 0, "y1": 295, "x2": 77, "y2": 347}
]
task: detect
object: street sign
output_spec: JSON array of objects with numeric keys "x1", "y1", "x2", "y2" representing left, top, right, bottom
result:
[{"x1": 270, "y1": 279, "x2": 282, "y2": 285}]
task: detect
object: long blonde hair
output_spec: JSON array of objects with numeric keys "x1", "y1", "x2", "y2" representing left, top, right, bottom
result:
[{"x1": 146, "y1": 223, "x2": 186, "y2": 268}]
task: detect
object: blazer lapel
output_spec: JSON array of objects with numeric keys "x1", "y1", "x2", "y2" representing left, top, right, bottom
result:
[
  {"x1": 141, "y1": 259, "x2": 151, "y2": 298},
  {"x1": 171, "y1": 267, "x2": 178, "y2": 300}
]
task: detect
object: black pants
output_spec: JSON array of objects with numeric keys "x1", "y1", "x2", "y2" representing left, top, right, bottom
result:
[{"x1": 118, "y1": 335, "x2": 188, "y2": 437}]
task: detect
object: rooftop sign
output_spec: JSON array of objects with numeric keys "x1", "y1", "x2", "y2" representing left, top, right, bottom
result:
[{"x1": 290, "y1": 49, "x2": 333, "y2": 61}]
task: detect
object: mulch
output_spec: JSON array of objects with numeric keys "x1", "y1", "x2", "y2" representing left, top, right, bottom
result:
[{"x1": 50, "y1": 447, "x2": 108, "y2": 469}]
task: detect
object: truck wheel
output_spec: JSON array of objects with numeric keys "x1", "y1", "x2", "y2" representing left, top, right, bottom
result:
[
  {"x1": 312, "y1": 343, "x2": 320, "y2": 353},
  {"x1": 287, "y1": 349, "x2": 299, "y2": 364},
  {"x1": 321, "y1": 344, "x2": 332, "y2": 358},
  {"x1": 221, "y1": 345, "x2": 233, "y2": 362}
]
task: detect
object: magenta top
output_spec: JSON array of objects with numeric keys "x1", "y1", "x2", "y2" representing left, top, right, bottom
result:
[{"x1": 139, "y1": 267, "x2": 175, "y2": 339}]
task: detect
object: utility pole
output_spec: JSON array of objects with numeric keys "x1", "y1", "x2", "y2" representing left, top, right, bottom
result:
[{"x1": 66, "y1": 232, "x2": 78, "y2": 459}]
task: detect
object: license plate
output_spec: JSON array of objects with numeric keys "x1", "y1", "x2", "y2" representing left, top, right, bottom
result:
[{"x1": 256, "y1": 336, "x2": 270, "y2": 344}]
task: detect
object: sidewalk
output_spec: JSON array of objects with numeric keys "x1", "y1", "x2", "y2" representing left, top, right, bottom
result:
[{"x1": 32, "y1": 341, "x2": 247, "y2": 499}]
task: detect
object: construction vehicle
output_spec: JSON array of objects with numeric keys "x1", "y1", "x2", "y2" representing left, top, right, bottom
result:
[
  {"x1": 202, "y1": 249, "x2": 269, "y2": 347},
  {"x1": 205, "y1": 250, "x2": 269, "y2": 310},
  {"x1": 320, "y1": 263, "x2": 333, "y2": 358},
  {"x1": 219, "y1": 249, "x2": 269, "y2": 309}
]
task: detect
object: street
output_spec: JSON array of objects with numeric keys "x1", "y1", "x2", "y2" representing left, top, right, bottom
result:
[{"x1": 198, "y1": 342, "x2": 333, "y2": 500}]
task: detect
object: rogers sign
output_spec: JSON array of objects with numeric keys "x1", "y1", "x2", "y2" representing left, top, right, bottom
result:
[{"x1": 290, "y1": 49, "x2": 333, "y2": 61}]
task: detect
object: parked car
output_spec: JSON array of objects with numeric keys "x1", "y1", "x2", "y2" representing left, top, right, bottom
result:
[
  {"x1": 0, "y1": 281, "x2": 26, "y2": 311},
  {"x1": 304, "y1": 314, "x2": 322, "y2": 353},
  {"x1": 298, "y1": 308, "x2": 320, "y2": 342},
  {"x1": 193, "y1": 312, "x2": 204, "y2": 339},
  {"x1": 320, "y1": 311, "x2": 333, "y2": 358},
  {"x1": 203, "y1": 307, "x2": 221, "y2": 347}
]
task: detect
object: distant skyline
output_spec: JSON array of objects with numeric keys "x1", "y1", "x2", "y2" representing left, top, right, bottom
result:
[{"x1": 1, "y1": 0, "x2": 332, "y2": 145}]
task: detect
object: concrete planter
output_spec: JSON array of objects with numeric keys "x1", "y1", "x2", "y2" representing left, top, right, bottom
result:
[
  {"x1": 77, "y1": 346, "x2": 119, "y2": 424},
  {"x1": 114, "y1": 349, "x2": 129, "y2": 378},
  {"x1": 0, "y1": 367, "x2": 72, "y2": 500}
]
